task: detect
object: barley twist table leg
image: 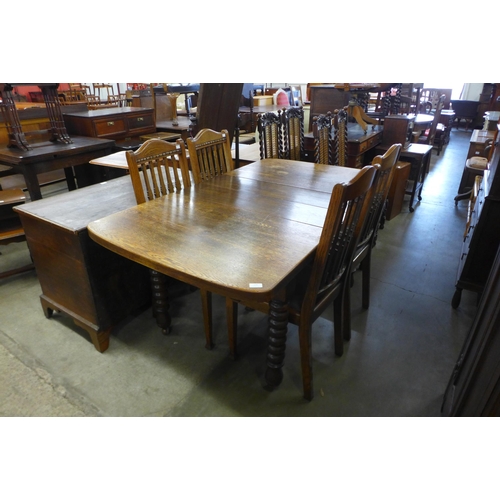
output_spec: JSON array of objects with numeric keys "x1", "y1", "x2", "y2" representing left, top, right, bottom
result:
[
  {"x1": 264, "y1": 298, "x2": 288, "y2": 390},
  {"x1": 149, "y1": 269, "x2": 171, "y2": 335}
]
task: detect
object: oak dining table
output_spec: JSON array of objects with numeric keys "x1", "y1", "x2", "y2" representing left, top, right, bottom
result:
[{"x1": 87, "y1": 158, "x2": 360, "y2": 393}]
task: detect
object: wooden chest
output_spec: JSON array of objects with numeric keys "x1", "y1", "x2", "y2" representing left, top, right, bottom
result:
[{"x1": 14, "y1": 176, "x2": 152, "y2": 352}]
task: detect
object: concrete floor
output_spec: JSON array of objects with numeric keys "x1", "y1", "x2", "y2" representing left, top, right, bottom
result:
[{"x1": 0, "y1": 130, "x2": 478, "y2": 416}]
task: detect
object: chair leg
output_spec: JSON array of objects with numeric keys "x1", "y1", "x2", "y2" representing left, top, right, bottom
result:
[
  {"x1": 361, "y1": 253, "x2": 371, "y2": 310},
  {"x1": 334, "y1": 293, "x2": 344, "y2": 356},
  {"x1": 342, "y1": 282, "x2": 351, "y2": 342},
  {"x1": 200, "y1": 289, "x2": 213, "y2": 350},
  {"x1": 226, "y1": 298, "x2": 238, "y2": 359},
  {"x1": 298, "y1": 322, "x2": 313, "y2": 401}
]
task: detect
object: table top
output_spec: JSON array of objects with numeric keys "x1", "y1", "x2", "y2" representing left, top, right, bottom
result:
[
  {"x1": 61, "y1": 106, "x2": 153, "y2": 118},
  {"x1": 14, "y1": 176, "x2": 136, "y2": 232},
  {"x1": 90, "y1": 150, "x2": 129, "y2": 169},
  {"x1": 0, "y1": 136, "x2": 115, "y2": 165},
  {"x1": 88, "y1": 158, "x2": 359, "y2": 302},
  {"x1": 90, "y1": 140, "x2": 262, "y2": 169},
  {"x1": 155, "y1": 116, "x2": 192, "y2": 132}
]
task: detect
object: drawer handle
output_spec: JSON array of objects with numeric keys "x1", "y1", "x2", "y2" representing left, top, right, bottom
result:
[
  {"x1": 137, "y1": 117, "x2": 144, "y2": 122},
  {"x1": 107, "y1": 121, "x2": 114, "y2": 126}
]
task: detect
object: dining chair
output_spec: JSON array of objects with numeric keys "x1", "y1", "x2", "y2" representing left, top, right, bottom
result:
[
  {"x1": 126, "y1": 138, "x2": 191, "y2": 204},
  {"x1": 186, "y1": 128, "x2": 235, "y2": 348},
  {"x1": 416, "y1": 94, "x2": 446, "y2": 148},
  {"x1": 125, "y1": 139, "x2": 217, "y2": 346},
  {"x1": 186, "y1": 128, "x2": 234, "y2": 184},
  {"x1": 225, "y1": 165, "x2": 377, "y2": 400},
  {"x1": 257, "y1": 111, "x2": 284, "y2": 159},
  {"x1": 282, "y1": 106, "x2": 304, "y2": 160},
  {"x1": 344, "y1": 143, "x2": 402, "y2": 339},
  {"x1": 0, "y1": 187, "x2": 35, "y2": 280},
  {"x1": 312, "y1": 112, "x2": 333, "y2": 164}
]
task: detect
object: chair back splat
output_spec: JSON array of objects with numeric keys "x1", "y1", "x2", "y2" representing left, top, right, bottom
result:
[
  {"x1": 313, "y1": 112, "x2": 333, "y2": 164},
  {"x1": 187, "y1": 128, "x2": 234, "y2": 184},
  {"x1": 257, "y1": 111, "x2": 284, "y2": 159},
  {"x1": 126, "y1": 138, "x2": 190, "y2": 204},
  {"x1": 418, "y1": 94, "x2": 446, "y2": 147},
  {"x1": 282, "y1": 106, "x2": 304, "y2": 160},
  {"x1": 333, "y1": 107, "x2": 348, "y2": 166}
]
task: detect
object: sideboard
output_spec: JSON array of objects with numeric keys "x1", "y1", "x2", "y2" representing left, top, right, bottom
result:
[{"x1": 452, "y1": 137, "x2": 500, "y2": 308}]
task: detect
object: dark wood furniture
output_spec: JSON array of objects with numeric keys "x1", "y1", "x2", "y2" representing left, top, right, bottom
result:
[
  {"x1": 450, "y1": 100, "x2": 479, "y2": 130},
  {"x1": 1, "y1": 85, "x2": 115, "y2": 200},
  {"x1": 0, "y1": 136, "x2": 115, "y2": 200},
  {"x1": 374, "y1": 142, "x2": 432, "y2": 212},
  {"x1": 418, "y1": 88, "x2": 452, "y2": 113},
  {"x1": 62, "y1": 107, "x2": 156, "y2": 148},
  {"x1": 382, "y1": 115, "x2": 415, "y2": 148},
  {"x1": 193, "y1": 83, "x2": 244, "y2": 144},
  {"x1": 0, "y1": 83, "x2": 72, "y2": 150},
  {"x1": 452, "y1": 137, "x2": 500, "y2": 308},
  {"x1": 87, "y1": 159, "x2": 361, "y2": 399},
  {"x1": 415, "y1": 95, "x2": 446, "y2": 149},
  {"x1": 155, "y1": 116, "x2": 193, "y2": 141},
  {"x1": 257, "y1": 111, "x2": 283, "y2": 159},
  {"x1": 305, "y1": 122, "x2": 382, "y2": 168},
  {"x1": 349, "y1": 144, "x2": 401, "y2": 312},
  {"x1": 13, "y1": 176, "x2": 152, "y2": 352},
  {"x1": 442, "y1": 245, "x2": 500, "y2": 416},
  {"x1": 61, "y1": 107, "x2": 156, "y2": 185},
  {"x1": 308, "y1": 85, "x2": 350, "y2": 131}
]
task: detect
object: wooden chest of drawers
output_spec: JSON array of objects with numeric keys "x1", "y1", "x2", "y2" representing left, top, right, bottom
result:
[
  {"x1": 14, "y1": 176, "x2": 152, "y2": 352},
  {"x1": 63, "y1": 107, "x2": 156, "y2": 141}
]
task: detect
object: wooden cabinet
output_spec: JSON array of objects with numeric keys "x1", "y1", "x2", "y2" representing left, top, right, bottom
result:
[
  {"x1": 452, "y1": 138, "x2": 500, "y2": 308},
  {"x1": 14, "y1": 176, "x2": 152, "y2": 352},
  {"x1": 63, "y1": 107, "x2": 155, "y2": 142}
]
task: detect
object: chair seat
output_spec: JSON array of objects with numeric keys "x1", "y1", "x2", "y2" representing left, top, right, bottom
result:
[{"x1": 466, "y1": 156, "x2": 488, "y2": 170}]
